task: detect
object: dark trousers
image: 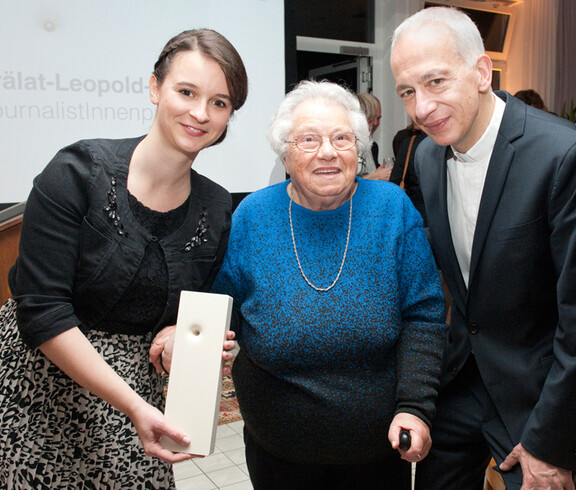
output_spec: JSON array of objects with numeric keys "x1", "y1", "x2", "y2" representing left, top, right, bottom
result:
[
  {"x1": 415, "y1": 356, "x2": 523, "y2": 490},
  {"x1": 244, "y1": 426, "x2": 412, "y2": 490}
]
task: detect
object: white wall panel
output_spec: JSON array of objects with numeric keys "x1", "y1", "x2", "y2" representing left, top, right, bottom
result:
[{"x1": 0, "y1": 0, "x2": 285, "y2": 202}]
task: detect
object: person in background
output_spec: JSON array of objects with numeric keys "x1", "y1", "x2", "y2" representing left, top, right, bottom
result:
[
  {"x1": 357, "y1": 92, "x2": 382, "y2": 166},
  {"x1": 0, "y1": 28, "x2": 246, "y2": 489},
  {"x1": 357, "y1": 92, "x2": 391, "y2": 180},
  {"x1": 389, "y1": 120, "x2": 428, "y2": 226},
  {"x1": 513, "y1": 88, "x2": 549, "y2": 112},
  {"x1": 392, "y1": 120, "x2": 421, "y2": 157},
  {"x1": 391, "y1": 6, "x2": 576, "y2": 489},
  {"x1": 206, "y1": 80, "x2": 445, "y2": 489}
]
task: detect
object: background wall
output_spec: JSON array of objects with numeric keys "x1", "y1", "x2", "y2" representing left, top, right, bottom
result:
[
  {"x1": 506, "y1": 0, "x2": 576, "y2": 115},
  {"x1": 2, "y1": 0, "x2": 571, "y2": 207},
  {"x1": 380, "y1": 0, "x2": 570, "y2": 155},
  {"x1": 0, "y1": 0, "x2": 285, "y2": 204}
]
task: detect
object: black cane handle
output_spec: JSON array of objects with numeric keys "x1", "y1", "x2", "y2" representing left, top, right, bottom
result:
[{"x1": 399, "y1": 429, "x2": 411, "y2": 451}]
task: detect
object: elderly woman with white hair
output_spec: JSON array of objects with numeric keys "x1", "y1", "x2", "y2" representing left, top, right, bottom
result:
[{"x1": 210, "y1": 80, "x2": 446, "y2": 489}]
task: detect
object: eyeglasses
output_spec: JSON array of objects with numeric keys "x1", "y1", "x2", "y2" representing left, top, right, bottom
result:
[{"x1": 286, "y1": 131, "x2": 357, "y2": 152}]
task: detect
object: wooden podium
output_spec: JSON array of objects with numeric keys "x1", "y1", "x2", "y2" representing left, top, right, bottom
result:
[{"x1": 0, "y1": 202, "x2": 26, "y2": 304}]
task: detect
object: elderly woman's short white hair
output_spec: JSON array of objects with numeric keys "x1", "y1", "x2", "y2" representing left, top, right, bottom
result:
[{"x1": 267, "y1": 80, "x2": 371, "y2": 161}]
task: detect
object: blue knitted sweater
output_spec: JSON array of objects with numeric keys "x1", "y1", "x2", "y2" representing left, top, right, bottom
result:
[{"x1": 212, "y1": 178, "x2": 446, "y2": 464}]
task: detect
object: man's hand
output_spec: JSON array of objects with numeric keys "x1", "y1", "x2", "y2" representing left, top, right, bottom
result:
[{"x1": 499, "y1": 443, "x2": 574, "y2": 489}]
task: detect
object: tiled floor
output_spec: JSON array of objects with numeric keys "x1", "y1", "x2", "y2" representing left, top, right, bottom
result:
[{"x1": 174, "y1": 420, "x2": 253, "y2": 490}]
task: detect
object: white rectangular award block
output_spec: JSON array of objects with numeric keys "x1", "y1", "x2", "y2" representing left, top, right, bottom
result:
[{"x1": 161, "y1": 291, "x2": 233, "y2": 455}]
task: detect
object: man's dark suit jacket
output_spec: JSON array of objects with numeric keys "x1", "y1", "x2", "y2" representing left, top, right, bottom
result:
[{"x1": 415, "y1": 91, "x2": 576, "y2": 471}]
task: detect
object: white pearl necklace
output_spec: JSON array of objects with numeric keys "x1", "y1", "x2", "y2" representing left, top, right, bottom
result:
[{"x1": 288, "y1": 190, "x2": 353, "y2": 292}]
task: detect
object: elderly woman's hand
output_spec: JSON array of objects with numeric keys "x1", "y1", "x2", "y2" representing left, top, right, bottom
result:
[
  {"x1": 222, "y1": 330, "x2": 237, "y2": 377},
  {"x1": 388, "y1": 412, "x2": 432, "y2": 463},
  {"x1": 150, "y1": 327, "x2": 237, "y2": 375}
]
